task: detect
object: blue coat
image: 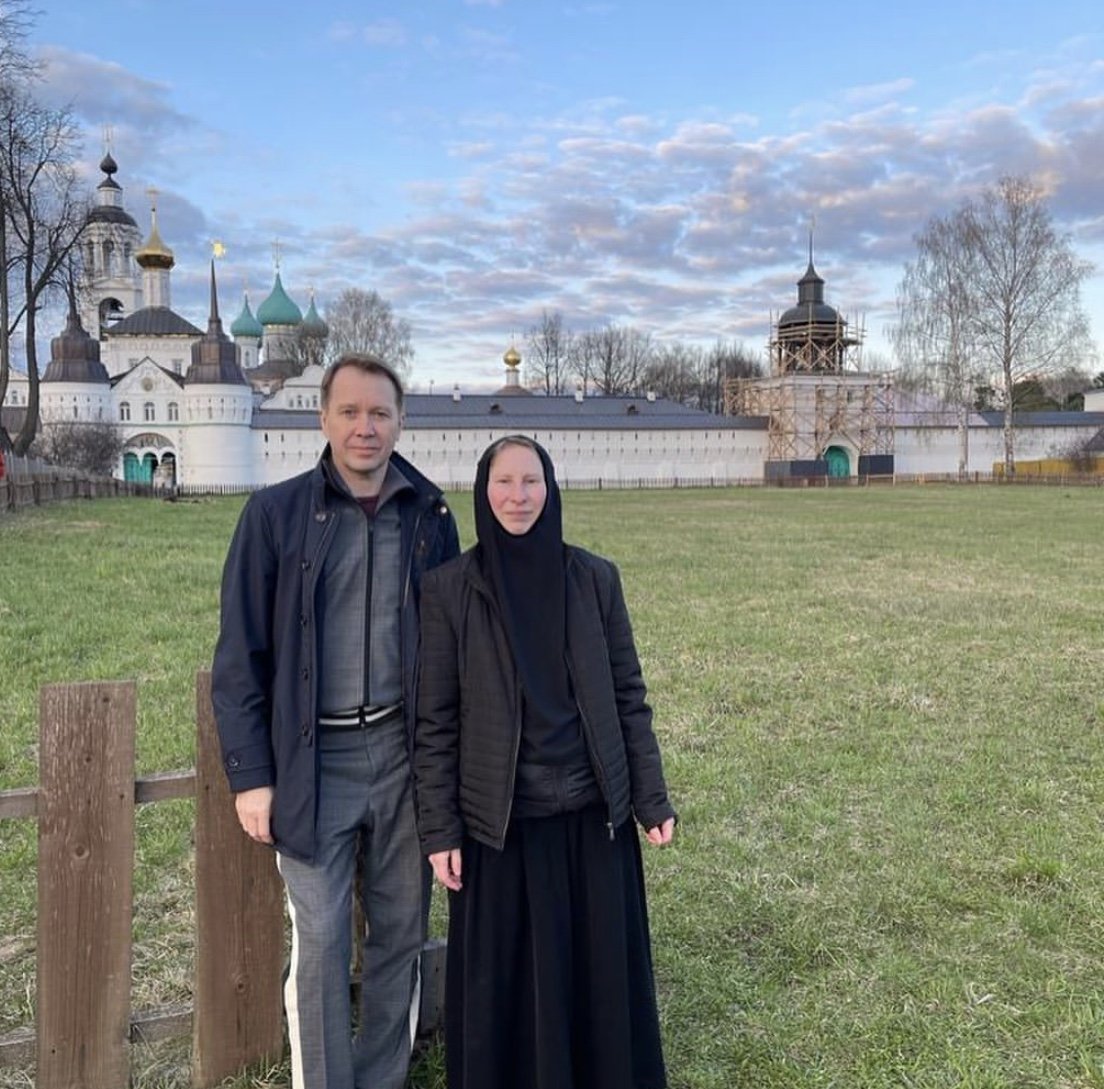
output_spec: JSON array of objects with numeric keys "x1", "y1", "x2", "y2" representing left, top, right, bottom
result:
[{"x1": 212, "y1": 450, "x2": 460, "y2": 862}]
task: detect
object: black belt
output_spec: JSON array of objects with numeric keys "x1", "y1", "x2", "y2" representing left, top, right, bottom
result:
[{"x1": 317, "y1": 703, "x2": 403, "y2": 731}]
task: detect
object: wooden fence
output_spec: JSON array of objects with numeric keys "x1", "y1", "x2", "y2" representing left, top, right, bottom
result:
[
  {"x1": 0, "y1": 473, "x2": 157, "y2": 511},
  {"x1": 0, "y1": 673, "x2": 444, "y2": 1088}
]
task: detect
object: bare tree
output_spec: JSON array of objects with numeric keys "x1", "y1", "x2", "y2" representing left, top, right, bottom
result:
[
  {"x1": 697, "y1": 339, "x2": 761, "y2": 414},
  {"x1": 962, "y1": 176, "x2": 1093, "y2": 472},
  {"x1": 1, "y1": 23, "x2": 87, "y2": 455},
  {"x1": 323, "y1": 288, "x2": 414, "y2": 380},
  {"x1": 643, "y1": 342, "x2": 702, "y2": 405},
  {"x1": 893, "y1": 208, "x2": 982, "y2": 476},
  {"x1": 894, "y1": 177, "x2": 1095, "y2": 473},
  {"x1": 32, "y1": 419, "x2": 125, "y2": 476},
  {"x1": 524, "y1": 309, "x2": 573, "y2": 395},
  {"x1": 1040, "y1": 365, "x2": 1094, "y2": 412},
  {"x1": 572, "y1": 324, "x2": 652, "y2": 395}
]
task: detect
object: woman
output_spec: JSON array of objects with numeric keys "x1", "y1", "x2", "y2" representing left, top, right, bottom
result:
[{"x1": 414, "y1": 435, "x2": 676, "y2": 1089}]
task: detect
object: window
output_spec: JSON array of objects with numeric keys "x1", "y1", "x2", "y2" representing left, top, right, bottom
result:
[
  {"x1": 144, "y1": 402, "x2": 155, "y2": 422},
  {"x1": 168, "y1": 402, "x2": 179, "y2": 422},
  {"x1": 119, "y1": 401, "x2": 131, "y2": 422}
]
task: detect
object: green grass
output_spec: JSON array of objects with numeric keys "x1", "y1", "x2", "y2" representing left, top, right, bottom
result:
[{"x1": 2, "y1": 485, "x2": 1104, "y2": 1088}]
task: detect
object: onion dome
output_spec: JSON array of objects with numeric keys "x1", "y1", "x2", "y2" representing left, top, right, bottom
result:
[
  {"x1": 86, "y1": 153, "x2": 138, "y2": 227},
  {"x1": 231, "y1": 292, "x2": 263, "y2": 338},
  {"x1": 42, "y1": 296, "x2": 109, "y2": 384},
  {"x1": 778, "y1": 261, "x2": 843, "y2": 330},
  {"x1": 494, "y1": 343, "x2": 531, "y2": 397},
  {"x1": 300, "y1": 291, "x2": 329, "y2": 339},
  {"x1": 134, "y1": 206, "x2": 174, "y2": 270},
  {"x1": 256, "y1": 271, "x2": 302, "y2": 326},
  {"x1": 185, "y1": 262, "x2": 248, "y2": 385}
]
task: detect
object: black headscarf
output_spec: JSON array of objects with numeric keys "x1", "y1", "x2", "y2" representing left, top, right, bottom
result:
[{"x1": 474, "y1": 437, "x2": 581, "y2": 760}]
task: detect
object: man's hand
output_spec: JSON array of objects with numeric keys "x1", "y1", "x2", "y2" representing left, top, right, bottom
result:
[
  {"x1": 429, "y1": 848, "x2": 463, "y2": 891},
  {"x1": 235, "y1": 785, "x2": 275, "y2": 844}
]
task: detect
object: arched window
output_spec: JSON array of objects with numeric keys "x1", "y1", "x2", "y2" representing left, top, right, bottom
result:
[
  {"x1": 119, "y1": 401, "x2": 131, "y2": 422},
  {"x1": 168, "y1": 402, "x2": 179, "y2": 422},
  {"x1": 144, "y1": 402, "x2": 155, "y2": 422}
]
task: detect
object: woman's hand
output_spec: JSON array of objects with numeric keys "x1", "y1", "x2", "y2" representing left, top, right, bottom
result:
[
  {"x1": 429, "y1": 848, "x2": 463, "y2": 891},
  {"x1": 645, "y1": 817, "x2": 675, "y2": 846}
]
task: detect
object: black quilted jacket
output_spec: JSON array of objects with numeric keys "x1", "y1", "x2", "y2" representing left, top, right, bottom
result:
[{"x1": 413, "y1": 545, "x2": 675, "y2": 854}]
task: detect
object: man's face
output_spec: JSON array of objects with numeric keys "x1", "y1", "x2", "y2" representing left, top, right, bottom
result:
[{"x1": 320, "y1": 366, "x2": 403, "y2": 495}]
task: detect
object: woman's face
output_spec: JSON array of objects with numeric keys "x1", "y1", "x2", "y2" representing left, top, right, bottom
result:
[{"x1": 487, "y1": 443, "x2": 547, "y2": 535}]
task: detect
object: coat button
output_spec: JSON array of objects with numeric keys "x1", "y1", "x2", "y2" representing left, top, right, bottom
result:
[
  {"x1": 300, "y1": 722, "x2": 311, "y2": 737},
  {"x1": 227, "y1": 754, "x2": 240, "y2": 768},
  {"x1": 301, "y1": 560, "x2": 311, "y2": 572},
  {"x1": 301, "y1": 667, "x2": 310, "y2": 681},
  {"x1": 315, "y1": 511, "x2": 327, "y2": 523}
]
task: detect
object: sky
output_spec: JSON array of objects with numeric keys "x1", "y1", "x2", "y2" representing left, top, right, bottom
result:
[{"x1": 22, "y1": 0, "x2": 1104, "y2": 388}]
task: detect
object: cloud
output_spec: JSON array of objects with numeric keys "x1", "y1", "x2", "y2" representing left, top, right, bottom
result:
[
  {"x1": 843, "y1": 78, "x2": 915, "y2": 105},
  {"x1": 36, "y1": 44, "x2": 197, "y2": 156}
]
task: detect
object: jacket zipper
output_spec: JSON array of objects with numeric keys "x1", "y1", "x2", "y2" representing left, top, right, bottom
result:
[
  {"x1": 566, "y1": 654, "x2": 617, "y2": 840},
  {"x1": 469, "y1": 574, "x2": 523, "y2": 846},
  {"x1": 363, "y1": 514, "x2": 375, "y2": 711}
]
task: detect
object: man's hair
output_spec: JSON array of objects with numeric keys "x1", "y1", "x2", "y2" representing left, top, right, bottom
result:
[{"x1": 320, "y1": 353, "x2": 405, "y2": 411}]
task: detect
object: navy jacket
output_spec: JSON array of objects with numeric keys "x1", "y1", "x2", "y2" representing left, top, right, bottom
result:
[
  {"x1": 414, "y1": 545, "x2": 675, "y2": 855},
  {"x1": 212, "y1": 450, "x2": 460, "y2": 862}
]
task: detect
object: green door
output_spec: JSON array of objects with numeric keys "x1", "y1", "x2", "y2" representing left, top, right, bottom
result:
[{"x1": 825, "y1": 446, "x2": 850, "y2": 478}]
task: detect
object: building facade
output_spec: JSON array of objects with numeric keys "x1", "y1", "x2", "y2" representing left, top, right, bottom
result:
[{"x1": 3, "y1": 156, "x2": 1102, "y2": 487}]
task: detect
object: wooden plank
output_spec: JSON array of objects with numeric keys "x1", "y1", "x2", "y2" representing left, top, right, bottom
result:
[
  {"x1": 37, "y1": 681, "x2": 136, "y2": 1089},
  {"x1": 0, "y1": 786, "x2": 37, "y2": 820},
  {"x1": 192, "y1": 670, "x2": 286, "y2": 1088},
  {"x1": 130, "y1": 1004, "x2": 193, "y2": 1045},
  {"x1": 0, "y1": 1026, "x2": 35, "y2": 1066},
  {"x1": 135, "y1": 770, "x2": 195, "y2": 804},
  {"x1": 0, "y1": 1005, "x2": 194, "y2": 1068},
  {"x1": 418, "y1": 938, "x2": 447, "y2": 1036}
]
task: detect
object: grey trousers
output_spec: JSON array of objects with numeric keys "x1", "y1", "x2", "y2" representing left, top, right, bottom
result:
[{"x1": 277, "y1": 717, "x2": 426, "y2": 1089}]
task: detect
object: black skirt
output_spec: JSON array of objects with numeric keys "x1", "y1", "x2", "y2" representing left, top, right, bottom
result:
[{"x1": 444, "y1": 806, "x2": 667, "y2": 1089}]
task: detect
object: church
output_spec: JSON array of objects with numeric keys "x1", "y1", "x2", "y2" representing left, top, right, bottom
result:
[{"x1": 3, "y1": 153, "x2": 1101, "y2": 488}]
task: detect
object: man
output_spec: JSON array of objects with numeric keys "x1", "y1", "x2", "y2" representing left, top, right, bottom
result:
[{"x1": 212, "y1": 353, "x2": 459, "y2": 1089}]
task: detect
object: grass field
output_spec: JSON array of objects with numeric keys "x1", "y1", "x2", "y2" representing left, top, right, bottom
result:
[{"x1": 2, "y1": 484, "x2": 1103, "y2": 1088}]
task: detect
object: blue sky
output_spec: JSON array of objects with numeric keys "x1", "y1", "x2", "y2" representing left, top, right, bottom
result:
[{"x1": 27, "y1": 0, "x2": 1104, "y2": 387}]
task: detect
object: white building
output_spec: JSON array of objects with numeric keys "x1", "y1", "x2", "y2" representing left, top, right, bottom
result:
[{"x1": 3, "y1": 154, "x2": 1102, "y2": 488}]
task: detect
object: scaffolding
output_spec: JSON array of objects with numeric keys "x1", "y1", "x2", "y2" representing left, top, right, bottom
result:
[{"x1": 724, "y1": 270, "x2": 894, "y2": 465}]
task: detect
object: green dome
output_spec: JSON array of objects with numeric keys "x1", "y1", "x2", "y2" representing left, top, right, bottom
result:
[
  {"x1": 231, "y1": 294, "x2": 263, "y2": 338},
  {"x1": 256, "y1": 272, "x2": 303, "y2": 327},
  {"x1": 300, "y1": 293, "x2": 329, "y2": 339}
]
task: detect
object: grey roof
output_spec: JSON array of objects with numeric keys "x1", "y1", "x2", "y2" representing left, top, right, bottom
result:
[
  {"x1": 86, "y1": 205, "x2": 138, "y2": 228},
  {"x1": 252, "y1": 392, "x2": 766, "y2": 431},
  {"x1": 975, "y1": 410, "x2": 1104, "y2": 428},
  {"x1": 107, "y1": 307, "x2": 202, "y2": 338}
]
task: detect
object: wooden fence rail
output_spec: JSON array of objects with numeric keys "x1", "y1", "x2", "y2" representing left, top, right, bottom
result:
[{"x1": 0, "y1": 673, "x2": 445, "y2": 1088}]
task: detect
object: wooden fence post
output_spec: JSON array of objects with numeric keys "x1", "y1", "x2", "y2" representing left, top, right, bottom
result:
[
  {"x1": 36, "y1": 681, "x2": 136, "y2": 1089},
  {"x1": 192, "y1": 670, "x2": 285, "y2": 1088}
]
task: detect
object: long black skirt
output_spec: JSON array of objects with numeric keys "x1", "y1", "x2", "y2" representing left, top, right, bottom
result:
[{"x1": 444, "y1": 806, "x2": 667, "y2": 1089}]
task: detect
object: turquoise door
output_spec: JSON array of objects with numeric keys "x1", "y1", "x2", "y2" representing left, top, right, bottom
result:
[
  {"x1": 825, "y1": 446, "x2": 850, "y2": 478},
  {"x1": 123, "y1": 452, "x2": 141, "y2": 482}
]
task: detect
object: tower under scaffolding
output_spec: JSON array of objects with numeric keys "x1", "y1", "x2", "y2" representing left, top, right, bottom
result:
[{"x1": 724, "y1": 252, "x2": 895, "y2": 478}]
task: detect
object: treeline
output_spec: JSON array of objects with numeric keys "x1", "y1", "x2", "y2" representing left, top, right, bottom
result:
[{"x1": 523, "y1": 310, "x2": 763, "y2": 414}]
